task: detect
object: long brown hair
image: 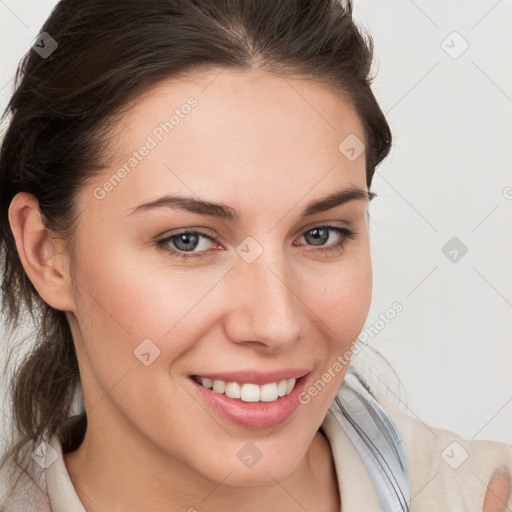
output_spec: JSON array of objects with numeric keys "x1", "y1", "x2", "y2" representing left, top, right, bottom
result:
[{"x1": 0, "y1": 0, "x2": 392, "y2": 501}]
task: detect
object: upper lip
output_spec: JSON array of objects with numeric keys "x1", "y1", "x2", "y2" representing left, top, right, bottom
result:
[{"x1": 190, "y1": 368, "x2": 310, "y2": 385}]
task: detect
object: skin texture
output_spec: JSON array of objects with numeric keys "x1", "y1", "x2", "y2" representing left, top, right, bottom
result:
[
  {"x1": 483, "y1": 467, "x2": 511, "y2": 512},
  {"x1": 9, "y1": 68, "x2": 374, "y2": 511}
]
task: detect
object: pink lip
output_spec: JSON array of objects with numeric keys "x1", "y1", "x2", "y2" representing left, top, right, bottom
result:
[
  {"x1": 189, "y1": 372, "x2": 311, "y2": 429},
  {"x1": 190, "y1": 368, "x2": 310, "y2": 385}
]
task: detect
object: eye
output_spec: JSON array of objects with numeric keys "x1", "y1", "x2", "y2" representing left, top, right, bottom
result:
[
  {"x1": 294, "y1": 225, "x2": 357, "y2": 255},
  {"x1": 156, "y1": 225, "x2": 357, "y2": 260},
  {"x1": 156, "y1": 230, "x2": 218, "y2": 259}
]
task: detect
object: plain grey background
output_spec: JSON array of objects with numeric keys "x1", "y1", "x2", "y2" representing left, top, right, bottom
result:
[{"x1": 0, "y1": 0, "x2": 511, "y2": 446}]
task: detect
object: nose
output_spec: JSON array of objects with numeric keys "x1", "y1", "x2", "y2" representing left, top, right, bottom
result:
[{"x1": 222, "y1": 244, "x2": 304, "y2": 353}]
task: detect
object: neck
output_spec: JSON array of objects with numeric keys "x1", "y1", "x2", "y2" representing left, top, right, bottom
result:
[{"x1": 63, "y1": 413, "x2": 340, "y2": 512}]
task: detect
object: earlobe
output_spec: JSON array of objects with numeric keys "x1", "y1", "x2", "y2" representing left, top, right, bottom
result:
[{"x1": 8, "y1": 192, "x2": 75, "y2": 312}]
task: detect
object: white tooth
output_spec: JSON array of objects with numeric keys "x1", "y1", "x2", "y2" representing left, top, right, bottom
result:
[
  {"x1": 286, "y1": 378, "x2": 296, "y2": 394},
  {"x1": 202, "y1": 377, "x2": 213, "y2": 389},
  {"x1": 212, "y1": 379, "x2": 226, "y2": 394},
  {"x1": 260, "y1": 382, "x2": 279, "y2": 402},
  {"x1": 225, "y1": 381, "x2": 241, "y2": 399},
  {"x1": 241, "y1": 383, "x2": 260, "y2": 402},
  {"x1": 277, "y1": 379, "x2": 288, "y2": 397}
]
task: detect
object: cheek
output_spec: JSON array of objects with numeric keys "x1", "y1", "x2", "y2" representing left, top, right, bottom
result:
[
  {"x1": 307, "y1": 248, "x2": 372, "y2": 396},
  {"x1": 311, "y1": 249, "x2": 372, "y2": 345},
  {"x1": 73, "y1": 248, "x2": 229, "y2": 357},
  {"x1": 70, "y1": 249, "x2": 234, "y2": 447},
  {"x1": 294, "y1": 255, "x2": 372, "y2": 411}
]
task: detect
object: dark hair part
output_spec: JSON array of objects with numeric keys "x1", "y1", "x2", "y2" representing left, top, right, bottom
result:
[{"x1": 0, "y1": 0, "x2": 392, "y2": 500}]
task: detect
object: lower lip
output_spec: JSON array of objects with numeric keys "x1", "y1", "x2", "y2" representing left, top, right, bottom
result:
[{"x1": 189, "y1": 374, "x2": 310, "y2": 429}]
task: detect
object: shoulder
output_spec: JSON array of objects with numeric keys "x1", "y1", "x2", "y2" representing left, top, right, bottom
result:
[{"x1": 379, "y1": 397, "x2": 512, "y2": 511}]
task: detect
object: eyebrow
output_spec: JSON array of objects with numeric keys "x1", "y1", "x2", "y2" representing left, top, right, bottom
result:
[{"x1": 126, "y1": 185, "x2": 375, "y2": 221}]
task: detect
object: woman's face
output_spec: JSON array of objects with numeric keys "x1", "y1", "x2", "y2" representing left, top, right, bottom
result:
[{"x1": 67, "y1": 68, "x2": 372, "y2": 486}]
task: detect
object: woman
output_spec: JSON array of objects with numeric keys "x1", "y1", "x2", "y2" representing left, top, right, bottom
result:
[{"x1": 0, "y1": 0, "x2": 510, "y2": 510}]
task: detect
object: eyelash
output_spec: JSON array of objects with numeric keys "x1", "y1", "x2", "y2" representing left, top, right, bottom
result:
[{"x1": 156, "y1": 225, "x2": 357, "y2": 260}]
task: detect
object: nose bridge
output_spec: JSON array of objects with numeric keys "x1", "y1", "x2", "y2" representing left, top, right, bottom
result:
[{"x1": 225, "y1": 240, "x2": 304, "y2": 349}]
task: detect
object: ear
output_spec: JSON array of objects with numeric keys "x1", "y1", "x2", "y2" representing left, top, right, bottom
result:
[{"x1": 8, "y1": 192, "x2": 76, "y2": 312}]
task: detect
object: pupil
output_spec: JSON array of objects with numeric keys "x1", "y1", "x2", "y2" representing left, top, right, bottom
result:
[
  {"x1": 176, "y1": 233, "x2": 198, "y2": 251},
  {"x1": 308, "y1": 228, "x2": 328, "y2": 246}
]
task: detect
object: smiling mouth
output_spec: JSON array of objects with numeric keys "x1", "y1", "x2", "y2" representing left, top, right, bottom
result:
[{"x1": 191, "y1": 375, "x2": 299, "y2": 403}]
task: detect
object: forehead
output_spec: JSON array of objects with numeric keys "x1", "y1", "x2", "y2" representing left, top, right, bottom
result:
[
  {"x1": 82, "y1": 68, "x2": 367, "y2": 220},
  {"x1": 118, "y1": 67, "x2": 364, "y2": 139}
]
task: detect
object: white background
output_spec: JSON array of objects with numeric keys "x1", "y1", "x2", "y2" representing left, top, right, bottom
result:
[{"x1": 0, "y1": 0, "x2": 511, "y2": 446}]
